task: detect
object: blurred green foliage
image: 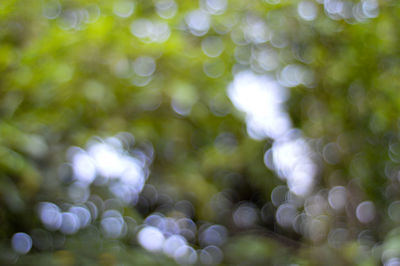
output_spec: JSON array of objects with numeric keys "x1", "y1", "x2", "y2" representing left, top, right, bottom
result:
[{"x1": 1, "y1": 0, "x2": 400, "y2": 265}]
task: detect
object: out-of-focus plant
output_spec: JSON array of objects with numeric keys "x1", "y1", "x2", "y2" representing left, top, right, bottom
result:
[{"x1": 0, "y1": 0, "x2": 399, "y2": 265}]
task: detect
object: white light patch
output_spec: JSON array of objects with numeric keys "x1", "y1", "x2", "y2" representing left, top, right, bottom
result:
[
  {"x1": 155, "y1": 0, "x2": 177, "y2": 19},
  {"x1": 71, "y1": 151, "x2": 96, "y2": 184},
  {"x1": 138, "y1": 226, "x2": 165, "y2": 252},
  {"x1": 356, "y1": 201, "x2": 375, "y2": 224},
  {"x1": 11, "y1": 233, "x2": 32, "y2": 255},
  {"x1": 298, "y1": 1, "x2": 317, "y2": 21},
  {"x1": 227, "y1": 71, "x2": 290, "y2": 140},
  {"x1": 228, "y1": 71, "x2": 317, "y2": 196},
  {"x1": 70, "y1": 136, "x2": 148, "y2": 204},
  {"x1": 185, "y1": 10, "x2": 210, "y2": 36},
  {"x1": 163, "y1": 235, "x2": 187, "y2": 257},
  {"x1": 272, "y1": 133, "x2": 316, "y2": 196}
]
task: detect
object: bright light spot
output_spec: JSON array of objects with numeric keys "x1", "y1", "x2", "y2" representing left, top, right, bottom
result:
[
  {"x1": 287, "y1": 164, "x2": 315, "y2": 196},
  {"x1": 362, "y1": 0, "x2": 379, "y2": 18},
  {"x1": 322, "y1": 0, "x2": 378, "y2": 22},
  {"x1": 324, "y1": 0, "x2": 344, "y2": 16},
  {"x1": 72, "y1": 138, "x2": 147, "y2": 203},
  {"x1": 185, "y1": 10, "x2": 210, "y2": 36},
  {"x1": 138, "y1": 226, "x2": 165, "y2": 252},
  {"x1": 228, "y1": 71, "x2": 290, "y2": 140},
  {"x1": 276, "y1": 203, "x2": 297, "y2": 228},
  {"x1": 69, "y1": 206, "x2": 91, "y2": 229},
  {"x1": 37, "y1": 133, "x2": 153, "y2": 240},
  {"x1": 244, "y1": 17, "x2": 270, "y2": 44},
  {"x1": 202, "y1": 0, "x2": 227, "y2": 15},
  {"x1": 60, "y1": 212, "x2": 79, "y2": 234},
  {"x1": 356, "y1": 201, "x2": 375, "y2": 224},
  {"x1": 11, "y1": 233, "x2": 32, "y2": 255},
  {"x1": 155, "y1": 0, "x2": 177, "y2": 19},
  {"x1": 101, "y1": 210, "x2": 126, "y2": 239},
  {"x1": 88, "y1": 141, "x2": 125, "y2": 178},
  {"x1": 228, "y1": 71, "x2": 316, "y2": 195},
  {"x1": 323, "y1": 0, "x2": 352, "y2": 20},
  {"x1": 328, "y1": 186, "x2": 347, "y2": 211},
  {"x1": 272, "y1": 132, "x2": 316, "y2": 196},
  {"x1": 163, "y1": 235, "x2": 187, "y2": 257},
  {"x1": 298, "y1": 1, "x2": 317, "y2": 21},
  {"x1": 71, "y1": 150, "x2": 95, "y2": 183},
  {"x1": 38, "y1": 202, "x2": 62, "y2": 231},
  {"x1": 113, "y1": 0, "x2": 135, "y2": 18}
]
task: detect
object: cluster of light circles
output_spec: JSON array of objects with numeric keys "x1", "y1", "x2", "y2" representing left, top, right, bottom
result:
[
  {"x1": 227, "y1": 69, "x2": 382, "y2": 246},
  {"x1": 10, "y1": 133, "x2": 229, "y2": 265},
  {"x1": 68, "y1": 134, "x2": 151, "y2": 204},
  {"x1": 228, "y1": 70, "x2": 317, "y2": 197},
  {"x1": 319, "y1": 0, "x2": 379, "y2": 22},
  {"x1": 42, "y1": 0, "x2": 101, "y2": 30},
  {"x1": 137, "y1": 213, "x2": 226, "y2": 265},
  {"x1": 35, "y1": 133, "x2": 151, "y2": 238},
  {"x1": 112, "y1": 55, "x2": 158, "y2": 88},
  {"x1": 13, "y1": 0, "x2": 384, "y2": 262}
]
